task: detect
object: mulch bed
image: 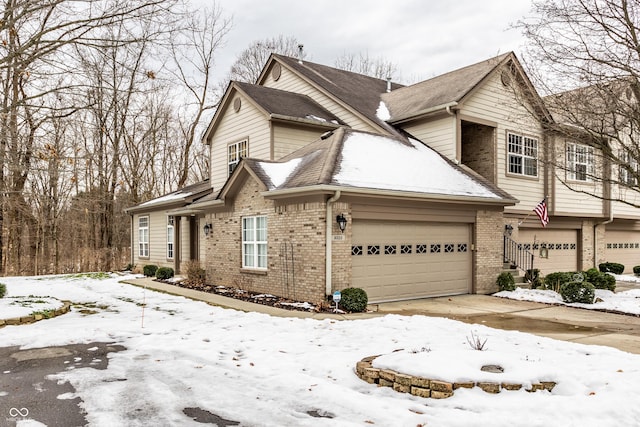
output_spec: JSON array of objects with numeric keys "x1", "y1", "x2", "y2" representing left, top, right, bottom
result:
[{"x1": 166, "y1": 280, "x2": 342, "y2": 314}]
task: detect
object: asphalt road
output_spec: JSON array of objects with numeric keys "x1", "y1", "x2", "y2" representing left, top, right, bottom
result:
[{"x1": 0, "y1": 342, "x2": 125, "y2": 427}]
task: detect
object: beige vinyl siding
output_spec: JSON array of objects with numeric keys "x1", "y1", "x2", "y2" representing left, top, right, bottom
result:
[
  {"x1": 273, "y1": 123, "x2": 325, "y2": 159},
  {"x1": 263, "y1": 64, "x2": 379, "y2": 133},
  {"x1": 401, "y1": 115, "x2": 457, "y2": 160},
  {"x1": 210, "y1": 95, "x2": 271, "y2": 191},
  {"x1": 551, "y1": 139, "x2": 604, "y2": 215},
  {"x1": 132, "y1": 211, "x2": 174, "y2": 269},
  {"x1": 611, "y1": 187, "x2": 640, "y2": 218},
  {"x1": 461, "y1": 71, "x2": 546, "y2": 211}
]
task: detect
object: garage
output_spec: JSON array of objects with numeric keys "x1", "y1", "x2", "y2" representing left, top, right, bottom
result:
[
  {"x1": 604, "y1": 230, "x2": 640, "y2": 273},
  {"x1": 518, "y1": 229, "x2": 578, "y2": 274},
  {"x1": 351, "y1": 220, "x2": 472, "y2": 302}
]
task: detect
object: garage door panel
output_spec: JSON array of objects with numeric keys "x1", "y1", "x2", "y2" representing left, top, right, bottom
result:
[
  {"x1": 518, "y1": 229, "x2": 578, "y2": 274},
  {"x1": 352, "y1": 220, "x2": 471, "y2": 302},
  {"x1": 605, "y1": 231, "x2": 640, "y2": 273}
]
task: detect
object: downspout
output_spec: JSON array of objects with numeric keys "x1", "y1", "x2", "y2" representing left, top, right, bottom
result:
[
  {"x1": 325, "y1": 190, "x2": 341, "y2": 297},
  {"x1": 594, "y1": 207, "x2": 614, "y2": 268}
]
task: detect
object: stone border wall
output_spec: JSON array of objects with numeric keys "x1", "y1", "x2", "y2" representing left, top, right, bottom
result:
[
  {"x1": 356, "y1": 355, "x2": 556, "y2": 399},
  {"x1": 0, "y1": 301, "x2": 71, "y2": 328}
]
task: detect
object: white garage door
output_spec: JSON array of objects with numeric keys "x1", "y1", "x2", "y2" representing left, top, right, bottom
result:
[
  {"x1": 518, "y1": 229, "x2": 578, "y2": 274},
  {"x1": 604, "y1": 231, "x2": 640, "y2": 273},
  {"x1": 351, "y1": 220, "x2": 472, "y2": 303}
]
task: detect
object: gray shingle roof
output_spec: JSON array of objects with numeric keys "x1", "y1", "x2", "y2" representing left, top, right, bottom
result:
[
  {"x1": 382, "y1": 52, "x2": 512, "y2": 121},
  {"x1": 234, "y1": 81, "x2": 344, "y2": 125}
]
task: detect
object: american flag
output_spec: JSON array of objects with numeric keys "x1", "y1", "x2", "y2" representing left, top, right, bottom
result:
[{"x1": 534, "y1": 198, "x2": 549, "y2": 227}]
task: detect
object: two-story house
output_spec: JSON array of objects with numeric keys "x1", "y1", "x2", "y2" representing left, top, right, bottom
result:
[{"x1": 125, "y1": 51, "x2": 640, "y2": 304}]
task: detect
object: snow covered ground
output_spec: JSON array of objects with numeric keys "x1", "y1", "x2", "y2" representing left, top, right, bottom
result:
[
  {"x1": 1, "y1": 273, "x2": 640, "y2": 426},
  {"x1": 495, "y1": 274, "x2": 640, "y2": 315}
]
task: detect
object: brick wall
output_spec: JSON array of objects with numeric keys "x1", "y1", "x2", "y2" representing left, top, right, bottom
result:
[
  {"x1": 202, "y1": 177, "x2": 330, "y2": 304},
  {"x1": 475, "y1": 210, "x2": 505, "y2": 293}
]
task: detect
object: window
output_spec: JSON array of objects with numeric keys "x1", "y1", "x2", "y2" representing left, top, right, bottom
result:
[
  {"x1": 566, "y1": 142, "x2": 594, "y2": 181},
  {"x1": 507, "y1": 132, "x2": 538, "y2": 177},
  {"x1": 619, "y1": 149, "x2": 637, "y2": 186},
  {"x1": 228, "y1": 139, "x2": 248, "y2": 175},
  {"x1": 242, "y1": 216, "x2": 267, "y2": 269},
  {"x1": 138, "y1": 216, "x2": 149, "y2": 257},
  {"x1": 167, "y1": 216, "x2": 174, "y2": 259}
]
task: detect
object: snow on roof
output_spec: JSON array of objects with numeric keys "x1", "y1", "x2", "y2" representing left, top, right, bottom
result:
[
  {"x1": 259, "y1": 158, "x2": 302, "y2": 188},
  {"x1": 335, "y1": 132, "x2": 500, "y2": 198},
  {"x1": 140, "y1": 191, "x2": 193, "y2": 206},
  {"x1": 376, "y1": 101, "x2": 391, "y2": 121}
]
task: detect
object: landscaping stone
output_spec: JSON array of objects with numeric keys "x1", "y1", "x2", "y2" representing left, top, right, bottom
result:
[
  {"x1": 393, "y1": 383, "x2": 410, "y2": 393},
  {"x1": 410, "y1": 386, "x2": 431, "y2": 398},
  {"x1": 501, "y1": 383, "x2": 522, "y2": 391},
  {"x1": 453, "y1": 382, "x2": 475, "y2": 389},
  {"x1": 477, "y1": 382, "x2": 501, "y2": 394},
  {"x1": 379, "y1": 369, "x2": 396, "y2": 382},
  {"x1": 431, "y1": 390, "x2": 453, "y2": 399},
  {"x1": 430, "y1": 380, "x2": 453, "y2": 393}
]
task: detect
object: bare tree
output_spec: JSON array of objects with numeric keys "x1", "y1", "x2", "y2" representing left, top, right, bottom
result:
[
  {"x1": 517, "y1": 0, "x2": 640, "y2": 207},
  {"x1": 226, "y1": 35, "x2": 304, "y2": 84},
  {"x1": 334, "y1": 51, "x2": 398, "y2": 80},
  {"x1": 168, "y1": 3, "x2": 231, "y2": 187}
]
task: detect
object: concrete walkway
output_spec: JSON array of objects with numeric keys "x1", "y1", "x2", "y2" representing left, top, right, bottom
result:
[{"x1": 125, "y1": 278, "x2": 640, "y2": 355}]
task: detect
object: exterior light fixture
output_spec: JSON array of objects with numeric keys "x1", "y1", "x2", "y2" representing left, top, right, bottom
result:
[
  {"x1": 203, "y1": 223, "x2": 212, "y2": 236},
  {"x1": 505, "y1": 224, "x2": 513, "y2": 236},
  {"x1": 336, "y1": 214, "x2": 347, "y2": 233}
]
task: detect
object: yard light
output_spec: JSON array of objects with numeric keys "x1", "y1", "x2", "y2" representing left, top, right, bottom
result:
[
  {"x1": 203, "y1": 223, "x2": 212, "y2": 236},
  {"x1": 336, "y1": 214, "x2": 347, "y2": 233}
]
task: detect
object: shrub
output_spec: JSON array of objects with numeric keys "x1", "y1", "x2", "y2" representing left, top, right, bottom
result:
[
  {"x1": 184, "y1": 260, "x2": 207, "y2": 287},
  {"x1": 496, "y1": 272, "x2": 516, "y2": 292},
  {"x1": 598, "y1": 262, "x2": 624, "y2": 274},
  {"x1": 560, "y1": 281, "x2": 595, "y2": 304},
  {"x1": 338, "y1": 287, "x2": 368, "y2": 312},
  {"x1": 634, "y1": 265, "x2": 640, "y2": 276},
  {"x1": 143, "y1": 264, "x2": 158, "y2": 277},
  {"x1": 584, "y1": 268, "x2": 616, "y2": 292},
  {"x1": 525, "y1": 269, "x2": 543, "y2": 289},
  {"x1": 0, "y1": 283, "x2": 6, "y2": 298},
  {"x1": 155, "y1": 267, "x2": 174, "y2": 280},
  {"x1": 543, "y1": 271, "x2": 573, "y2": 292}
]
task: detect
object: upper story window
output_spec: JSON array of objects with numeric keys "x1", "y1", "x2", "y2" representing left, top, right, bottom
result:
[
  {"x1": 507, "y1": 132, "x2": 538, "y2": 177},
  {"x1": 619, "y1": 149, "x2": 637, "y2": 186},
  {"x1": 228, "y1": 139, "x2": 248, "y2": 175},
  {"x1": 242, "y1": 215, "x2": 267, "y2": 269},
  {"x1": 167, "y1": 216, "x2": 174, "y2": 259},
  {"x1": 138, "y1": 216, "x2": 149, "y2": 258},
  {"x1": 566, "y1": 142, "x2": 594, "y2": 182}
]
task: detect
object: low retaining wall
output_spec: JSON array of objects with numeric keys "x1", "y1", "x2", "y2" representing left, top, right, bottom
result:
[
  {"x1": 0, "y1": 301, "x2": 71, "y2": 327},
  {"x1": 355, "y1": 355, "x2": 556, "y2": 399}
]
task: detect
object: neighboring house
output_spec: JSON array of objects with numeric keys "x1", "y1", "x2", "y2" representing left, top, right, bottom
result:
[{"x1": 126, "y1": 52, "x2": 640, "y2": 304}]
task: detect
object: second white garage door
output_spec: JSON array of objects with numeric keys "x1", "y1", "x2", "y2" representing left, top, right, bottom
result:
[{"x1": 351, "y1": 220, "x2": 472, "y2": 303}]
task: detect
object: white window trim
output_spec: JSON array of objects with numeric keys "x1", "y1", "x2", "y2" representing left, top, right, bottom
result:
[
  {"x1": 566, "y1": 142, "x2": 595, "y2": 182},
  {"x1": 228, "y1": 139, "x2": 248, "y2": 176},
  {"x1": 138, "y1": 216, "x2": 149, "y2": 258},
  {"x1": 242, "y1": 215, "x2": 267, "y2": 269},
  {"x1": 507, "y1": 131, "x2": 538, "y2": 178},
  {"x1": 167, "y1": 216, "x2": 175, "y2": 260}
]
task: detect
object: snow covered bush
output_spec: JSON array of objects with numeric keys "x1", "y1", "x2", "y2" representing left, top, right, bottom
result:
[
  {"x1": 584, "y1": 268, "x2": 616, "y2": 292},
  {"x1": 143, "y1": 265, "x2": 158, "y2": 277},
  {"x1": 339, "y1": 287, "x2": 368, "y2": 312},
  {"x1": 0, "y1": 283, "x2": 6, "y2": 298},
  {"x1": 560, "y1": 281, "x2": 595, "y2": 304},
  {"x1": 496, "y1": 272, "x2": 515, "y2": 292},
  {"x1": 155, "y1": 267, "x2": 174, "y2": 280},
  {"x1": 543, "y1": 272, "x2": 573, "y2": 292},
  {"x1": 634, "y1": 266, "x2": 640, "y2": 276}
]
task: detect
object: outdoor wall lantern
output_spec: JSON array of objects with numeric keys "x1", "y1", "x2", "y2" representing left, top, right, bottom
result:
[
  {"x1": 336, "y1": 214, "x2": 347, "y2": 233},
  {"x1": 203, "y1": 223, "x2": 212, "y2": 236},
  {"x1": 504, "y1": 224, "x2": 513, "y2": 236}
]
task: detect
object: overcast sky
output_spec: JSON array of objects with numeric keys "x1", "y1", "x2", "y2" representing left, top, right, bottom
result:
[{"x1": 210, "y1": 0, "x2": 534, "y2": 84}]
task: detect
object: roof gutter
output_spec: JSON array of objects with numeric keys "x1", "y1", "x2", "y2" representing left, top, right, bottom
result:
[
  {"x1": 262, "y1": 185, "x2": 517, "y2": 206},
  {"x1": 325, "y1": 190, "x2": 341, "y2": 297},
  {"x1": 388, "y1": 101, "x2": 459, "y2": 125}
]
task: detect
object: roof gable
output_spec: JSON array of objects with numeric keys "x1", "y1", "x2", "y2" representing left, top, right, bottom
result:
[{"x1": 259, "y1": 54, "x2": 405, "y2": 138}]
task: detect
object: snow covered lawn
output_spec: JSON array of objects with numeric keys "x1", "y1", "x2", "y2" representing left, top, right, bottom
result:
[
  {"x1": 495, "y1": 274, "x2": 640, "y2": 316},
  {"x1": 1, "y1": 273, "x2": 640, "y2": 426}
]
